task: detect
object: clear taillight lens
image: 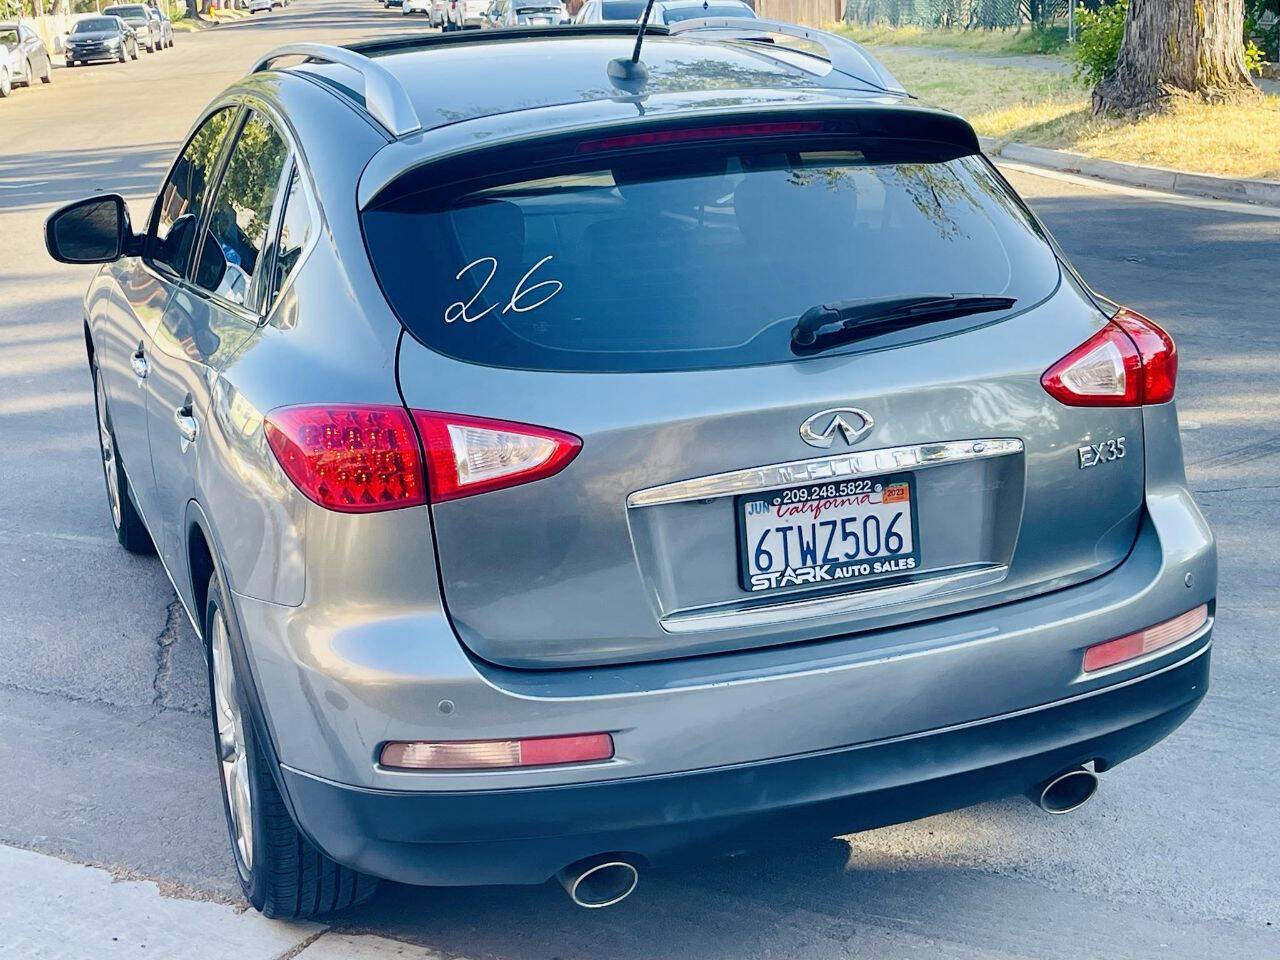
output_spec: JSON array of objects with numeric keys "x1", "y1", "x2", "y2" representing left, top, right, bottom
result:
[
  {"x1": 379, "y1": 733, "x2": 613, "y2": 770},
  {"x1": 412, "y1": 411, "x2": 582, "y2": 502},
  {"x1": 264, "y1": 405, "x2": 426, "y2": 513},
  {"x1": 1042, "y1": 308, "x2": 1177, "y2": 407}
]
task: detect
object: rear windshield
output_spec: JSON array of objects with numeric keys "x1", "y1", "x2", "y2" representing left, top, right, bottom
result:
[
  {"x1": 601, "y1": 0, "x2": 645, "y2": 16},
  {"x1": 363, "y1": 137, "x2": 1060, "y2": 373},
  {"x1": 660, "y1": 3, "x2": 751, "y2": 20}
]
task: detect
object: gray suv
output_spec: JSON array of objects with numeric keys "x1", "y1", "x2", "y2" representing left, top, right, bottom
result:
[{"x1": 45, "y1": 22, "x2": 1216, "y2": 918}]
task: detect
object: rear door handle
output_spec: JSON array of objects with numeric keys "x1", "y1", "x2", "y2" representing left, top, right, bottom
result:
[
  {"x1": 130, "y1": 349, "x2": 149, "y2": 381},
  {"x1": 174, "y1": 403, "x2": 199, "y2": 448}
]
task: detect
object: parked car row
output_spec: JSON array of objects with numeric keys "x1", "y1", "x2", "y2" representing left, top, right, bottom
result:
[
  {"x1": 0, "y1": 21, "x2": 53, "y2": 98},
  {"x1": 63, "y1": 6, "x2": 174, "y2": 70},
  {"x1": 392, "y1": 0, "x2": 756, "y2": 28}
]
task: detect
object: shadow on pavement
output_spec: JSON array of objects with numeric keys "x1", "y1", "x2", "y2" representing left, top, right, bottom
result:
[{"x1": 0, "y1": 143, "x2": 176, "y2": 212}]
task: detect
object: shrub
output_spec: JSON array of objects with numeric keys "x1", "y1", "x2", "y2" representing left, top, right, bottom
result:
[
  {"x1": 1070, "y1": 0, "x2": 1128, "y2": 87},
  {"x1": 1244, "y1": 40, "x2": 1265, "y2": 77}
]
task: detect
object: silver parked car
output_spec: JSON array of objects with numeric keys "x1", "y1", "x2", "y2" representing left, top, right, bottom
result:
[
  {"x1": 0, "y1": 20, "x2": 53, "y2": 96},
  {"x1": 45, "y1": 21, "x2": 1216, "y2": 919},
  {"x1": 101, "y1": 4, "x2": 163, "y2": 52}
]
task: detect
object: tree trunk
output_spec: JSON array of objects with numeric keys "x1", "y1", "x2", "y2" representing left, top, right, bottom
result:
[{"x1": 1093, "y1": 0, "x2": 1259, "y2": 117}]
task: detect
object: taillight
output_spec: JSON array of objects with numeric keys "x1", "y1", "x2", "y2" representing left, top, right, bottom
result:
[
  {"x1": 1082, "y1": 605, "x2": 1208, "y2": 672},
  {"x1": 412, "y1": 411, "x2": 582, "y2": 502},
  {"x1": 265, "y1": 405, "x2": 426, "y2": 513},
  {"x1": 379, "y1": 733, "x2": 613, "y2": 770},
  {"x1": 1041, "y1": 308, "x2": 1177, "y2": 407}
]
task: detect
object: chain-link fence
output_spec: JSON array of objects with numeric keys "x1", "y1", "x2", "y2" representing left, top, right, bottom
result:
[{"x1": 844, "y1": 0, "x2": 1072, "y2": 29}]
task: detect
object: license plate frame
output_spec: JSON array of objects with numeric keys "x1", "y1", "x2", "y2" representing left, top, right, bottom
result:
[{"x1": 735, "y1": 473, "x2": 921, "y2": 594}]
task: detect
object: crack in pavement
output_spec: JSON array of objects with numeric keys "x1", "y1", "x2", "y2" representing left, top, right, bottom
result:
[{"x1": 151, "y1": 599, "x2": 187, "y2": 711}]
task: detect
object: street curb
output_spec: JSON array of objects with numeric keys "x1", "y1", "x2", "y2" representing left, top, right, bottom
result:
[{"x1": 978, "y1": 136, "x2": 1280, "y2": 208}]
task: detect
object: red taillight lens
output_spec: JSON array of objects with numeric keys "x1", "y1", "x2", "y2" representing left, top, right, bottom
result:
[
  {"x1": 1082, "y1": 604, "x2": 1208, "y2": 672},
  {"x1": 1041, "y1": 308, "x2": 1177, "y2": 407},
  {"x1": 379, "y1": 733, "x2": 613, "y2": 770},
  {"x1": 264, "y1": 405, "x2": 426, "y2": 513},
  {"x1": 412, "y1": 411, "x2": 582, "y2": 502}
]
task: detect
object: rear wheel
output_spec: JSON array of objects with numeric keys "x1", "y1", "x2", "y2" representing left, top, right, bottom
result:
[
  {"x1": 40, "y1": 57, "x2": 52, "y2": 82},
  {"x1": 19, "y1": 58, "x2": 33, "y2": 87},
  {"x1": 205, "y1": 573, "x2": 379, "y2": 918},
  {"x1": 92, "y1": 359, "x2": 154, "y2": 554},
  {"x1": 0, "y1": 67, "x2": 11, "y2": 97}
]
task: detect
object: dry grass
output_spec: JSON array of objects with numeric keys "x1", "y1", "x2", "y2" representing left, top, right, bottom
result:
[{"x1": 874, "y1": 51, "x2": 1280, "y2": 181}]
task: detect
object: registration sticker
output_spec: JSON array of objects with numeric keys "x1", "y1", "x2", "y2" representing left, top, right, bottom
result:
[{"x1": 736, "y1": 474, "x2": 921, "y2": 594}]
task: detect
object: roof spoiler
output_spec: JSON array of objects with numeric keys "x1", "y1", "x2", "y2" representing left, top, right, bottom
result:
[{"x1": 667, "y1": 18, "x2": 907, "y2": 96}]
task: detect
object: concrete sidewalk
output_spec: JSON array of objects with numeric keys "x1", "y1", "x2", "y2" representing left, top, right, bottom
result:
[{"x1": 1, "y1": 843, "x2": 451, "y2": 960}]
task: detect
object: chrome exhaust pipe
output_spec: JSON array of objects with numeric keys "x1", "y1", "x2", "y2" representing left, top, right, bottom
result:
[
  {"x1": 1034, "y1": 766, "x2": 1099, "y2": 815},
  {"x1": 557, "y1": 856, "x2": 640, "y2": 908}
]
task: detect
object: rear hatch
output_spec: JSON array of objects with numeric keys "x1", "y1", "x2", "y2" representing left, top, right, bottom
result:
[{"x1": 367, "y1": 120, "x2": 1145, "y2": 668}]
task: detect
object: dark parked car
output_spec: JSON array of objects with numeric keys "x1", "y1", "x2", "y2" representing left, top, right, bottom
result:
[
  {"x1": 65, "y1": 15, "x2": 138, "y2": 65},
  {"x1": 45, "y1": 21, "x2": 1215, "y2": 920},
  {"x1": 102, "y1": 4, "x2": 162, "y2": 52},
  {"x1": 0, "y1": 21, "x2": 53, "y2": 97}
]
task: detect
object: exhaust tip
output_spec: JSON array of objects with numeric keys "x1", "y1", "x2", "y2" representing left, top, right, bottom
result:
[
  {"x1": 558, "y1": 857, "x2": 639, "y2": 909},
  {"x1": 1036, "y1": 767, "x2": 1099, "y2": 815}
]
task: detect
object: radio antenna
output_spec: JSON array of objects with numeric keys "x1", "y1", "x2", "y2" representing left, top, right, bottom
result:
[{"x1": 607, "y1": 0, "x2": 659, "y2": 82}]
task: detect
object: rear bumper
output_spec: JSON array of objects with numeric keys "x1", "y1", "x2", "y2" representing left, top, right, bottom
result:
[{"x1": 282, "y1": 643, "x2": 1209, "y2": 886}]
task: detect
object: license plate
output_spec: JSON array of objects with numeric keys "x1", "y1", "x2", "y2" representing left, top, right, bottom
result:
[{"x1": 737, "y1": 474, "x2": 920, "y2": 593}]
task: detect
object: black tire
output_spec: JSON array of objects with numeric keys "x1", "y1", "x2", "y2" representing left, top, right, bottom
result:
[
  {"x1": 91, "y1": 358, "x2": 155, "y2": 555},
  {"x1": 204, "y1": 571, "x2": 379, "y2": 919},
  {"x1": 20, "y1": 59, "x2": 33, "y2": 87},
  {"x1": 119, "y1": 46, "x2": 127, "y2": 62},
  {"x1": 41, "y1": 57, "x2": 52, "y2": 82},
  {"x1": 0, "y1": 68, "x2": 10, "y2": 97},
  {"x1": 130, "y1": 43, "x2": 138, "y2": 59}
]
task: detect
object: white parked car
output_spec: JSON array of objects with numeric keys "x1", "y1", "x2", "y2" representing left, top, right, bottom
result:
[
  {"x1": 248, "y1": 0, "x2": 279, "y2": 13},
  {"x1": 403, "y1": 0, "x2": 432, "y2": 14},
  {"x1": 445, "y1": 0, "x2": 490, "y2": 28}
]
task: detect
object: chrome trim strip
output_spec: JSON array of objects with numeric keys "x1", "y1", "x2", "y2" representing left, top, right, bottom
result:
[
  {"x1": 660, "y1": 563, "x2": 1009, "y2": 633},
  {"x1": 627, "y1": 438, "x2": 1023, "y2": 508}
]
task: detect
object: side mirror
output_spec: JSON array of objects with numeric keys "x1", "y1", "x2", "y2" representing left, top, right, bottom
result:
[{"x1": 45, "y1": 194, "x2": 137, "y2": 264}]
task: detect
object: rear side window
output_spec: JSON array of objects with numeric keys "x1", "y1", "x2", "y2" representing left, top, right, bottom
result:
[
  {"x1": 194, "y1": 110, "x2": 289, "y2": 310},
  {"x1": 363, "y1": 137, "x2": 1060, "y2": 373},
  {"x1": 148, "y1": 107, "x2": 236, "y2": 278},
  {"x1": 266, "y1": 169, "x2": 315, "y2": 313}
]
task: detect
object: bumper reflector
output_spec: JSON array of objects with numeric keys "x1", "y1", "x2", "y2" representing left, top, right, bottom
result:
[
  {"x1": 380, "y1": 733, "x2": 614, "y2": 770},
  {"x1": 1083, "y1": 604, "x2": 1208, "y2": 673}
]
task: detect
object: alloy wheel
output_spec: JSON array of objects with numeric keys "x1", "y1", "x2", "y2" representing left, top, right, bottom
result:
[
  {"x1": 94, "y1": 370, "x2": 122, "y2": 530},
  {"x1": 211, "y1": 608, "x2": 254, "y2": 876}
]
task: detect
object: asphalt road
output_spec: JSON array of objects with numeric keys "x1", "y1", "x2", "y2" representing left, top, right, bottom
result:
[{"x1": 1, "y1": 6, "x2": 1278, "y2": 957}]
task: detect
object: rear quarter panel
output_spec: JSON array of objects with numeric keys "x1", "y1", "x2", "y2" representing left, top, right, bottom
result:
[{"x1": 195, "y1": 76, "x2": 401, "y2": 607}]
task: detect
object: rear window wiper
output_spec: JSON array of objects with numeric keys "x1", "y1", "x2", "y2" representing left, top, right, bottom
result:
[{"x1": 790, "y1": 294, "x2": 1017, "y2": 355}]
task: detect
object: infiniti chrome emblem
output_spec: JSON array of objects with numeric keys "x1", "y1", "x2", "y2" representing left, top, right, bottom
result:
[{"x1": 799, "y1": 408, "x2": 874, "y2": 449}]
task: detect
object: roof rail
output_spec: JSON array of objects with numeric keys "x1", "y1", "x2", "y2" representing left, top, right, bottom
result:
[
  {"x1": 667, "y1": 18, "x2": 907, "y2": 96},
  {"x1": 252, "y1": 42, "x2": 421, "y2": 138}
]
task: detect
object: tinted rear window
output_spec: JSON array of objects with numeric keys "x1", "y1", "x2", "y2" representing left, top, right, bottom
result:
[
  {"x1": 601, "y1": 0, "x2": 645, "y2": 16},
  {"x1": 363, "y1": 137, "x2": 1060, "y2": 373},
  {"x1": 660, "y1": 3, "x2": 751, "y2": 20}
]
